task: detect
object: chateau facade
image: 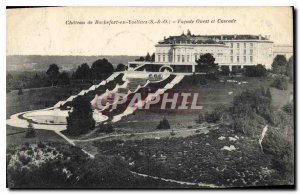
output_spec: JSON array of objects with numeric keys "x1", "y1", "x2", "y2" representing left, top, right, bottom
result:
[{"x1": 129, "y1": 31, "x2": 293, "y2": 73}]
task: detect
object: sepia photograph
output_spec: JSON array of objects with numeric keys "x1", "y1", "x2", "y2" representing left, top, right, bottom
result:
[{"x1": 6, "y1": 6, "x2": 295, "y2": 189}]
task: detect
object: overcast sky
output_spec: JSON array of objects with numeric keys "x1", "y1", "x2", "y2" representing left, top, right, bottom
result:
[{"x1": 7, "y1": 7, "x2": 293, "y2": 56}]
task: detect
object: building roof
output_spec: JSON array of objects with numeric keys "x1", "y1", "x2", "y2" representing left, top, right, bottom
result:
[{"x1": 158, "y1": 32, "x2": 271, "y2": 45}]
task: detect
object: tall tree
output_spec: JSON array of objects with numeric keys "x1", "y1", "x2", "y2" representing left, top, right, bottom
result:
[
  {"x1": 272, "y1": 55, "x2": 287, "y2": 75},
  {"x1": 46, "y1": 64, "x2": 60, "y2": 87},
  {"x1": 74, "y1": 63, "x2": 91, "y2": 80},
  {"x1": 66, "y1": 96, "x2": 95, "y2": 136},
  {"x1": 151, "y1": 53, "x2": 155, "y2": 62},
  {"x1": 196, "y1": 53, "x2": 218, "y2": 74},
  {"x1": 145, "y1": 52, "x2": 151, "y2": 61},
  {"x1": 91, "y1": 59, "x2": 114, "y2": 80}
]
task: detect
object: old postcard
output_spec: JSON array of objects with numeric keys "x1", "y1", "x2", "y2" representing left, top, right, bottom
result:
[{"x1": 6, "y1": 7, "x2": 294, "y2": 188}]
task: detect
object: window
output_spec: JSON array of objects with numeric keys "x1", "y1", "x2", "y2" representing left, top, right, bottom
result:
[
  {"x1": 177, "y1": 55, "x2": 180, "y2": 62},
  {"x1": 187, "y1": 55, "x2": 190, "y2": 62},
  {"x1": 182, "y1": 55, "x2": 185, "y2": 62},
  {"x1": 250, "y1": 49, "x2": 253, "y2": 55},
  {"x1": 237, "y1": 56, "x2": 240, "y2": 63},
  {"x1": 250, "y1": 43, "x2": 253, "y2": 48},
  {"x1": 230, "y1": 56, "x2": 233, "y2": 63},
  {"x1": 230, "y1": 43, "x2": 233, "y2": 48},
  {"x1": 237, "y1": 43, "x2": 240, "y2": 48},
  {"x1": 243, "y1": 49, "x2": 246, "y2": 55},
  {"x1": 195, "y1": 54, "x2": 198, "y2": 60},
  {"x1": 230, "y1": 49, "x2": 233, "y2": 55},
  {"x1": 250, "y1": 56, "x2": 253, "y2": 63},
  {"x1": 158, "y1": 55, "x2": 160, "y2": 62},
  {"x1": 162, "y1": 55, "x2": 165, "y2": 62},
  {"x1": 243, "y1": 56, "x2": 246, "y2": 63},
  {"x1": 244, "y1": 43, "x2": 246, "y2": 47}
]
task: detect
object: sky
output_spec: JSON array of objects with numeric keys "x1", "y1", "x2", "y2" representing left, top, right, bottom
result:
[{"x1": 7, "y1": 7, "x2": 293, "y2": 56}]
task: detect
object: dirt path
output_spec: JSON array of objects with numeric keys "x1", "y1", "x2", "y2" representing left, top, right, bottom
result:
[
  {"x1": 73, "y1": 124, "x2": 219, "y2": 143},
  {"x1": 130, "y1": 171, "x2": 219, "y2": 188}
]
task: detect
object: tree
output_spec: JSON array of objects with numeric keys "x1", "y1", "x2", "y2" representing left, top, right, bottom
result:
[
  {"x1": 196, "y1": 53, "x2": 218, "y2": 74},
  {"x1": 115, "y1": 63, "x2": 126, "y2": 72},
  {"x1": 156, "y1": 117, "x2": 170, "y2": 129},
  {"x1": 58, "y1": 71, "x2": 70, "y2": 85},
  {"x1": 272, "y1": 55, "x2": 287, "y2": 75},
  {"x1": 286, "y1": 56, "x2": 293, "y2": 81},
  {"x1": 145, "y1": 52, "x2": 151, "y2": 61},
  {"x1": 151, "y1": 53, "x2": 155, "y2": 62},
  {"x1": 66, "y1": 96, "x2": 95, "y2": 136},
  {"x1": 46, "y1": 64, "x2": 60, "y2": 87},
  {"x1": 91, "y1": 59, "x2": 114, "y2": 80},
  {"x1": 74, "y1": 63, "x2": 91, "y2": 80}
]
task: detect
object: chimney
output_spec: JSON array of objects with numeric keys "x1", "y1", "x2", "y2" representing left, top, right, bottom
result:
[
  {"x1": 259, "y1": 34, "x2": 262, "y2": 40},
  {"x1": 221, "y1": 35, "x2": 223, "y2": 40}
]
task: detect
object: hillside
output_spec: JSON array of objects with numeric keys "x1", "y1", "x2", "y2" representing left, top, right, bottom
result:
[{"x1": 6, "y1": 55, "x2": 139, "y2": 72}]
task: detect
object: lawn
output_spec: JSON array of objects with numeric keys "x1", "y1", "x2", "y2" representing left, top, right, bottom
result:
[
  {"x1": 113, "y1": 76, "x2": 292, "y2": 133},
  {"x1": 6, "y1": 126, "x2": 66, "y2": 147},
  {"x1": 6, "y1": 85, "x2": 89, "y2": 146}
]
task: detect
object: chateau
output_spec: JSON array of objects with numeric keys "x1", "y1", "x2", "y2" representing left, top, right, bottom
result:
[{"x1": 128, "y1": 30, "x2": 293, "y2": 73}]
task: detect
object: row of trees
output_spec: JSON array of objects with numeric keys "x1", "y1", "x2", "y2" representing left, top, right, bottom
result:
[
  {"x1": 135, "y1": 52, "x2": 155, "y2": 62},
  {"x1": 195, "y1": 53, "x2": 268, "y2": 77},
  {"x1": 71, "y1": 59, "x2": 126, "y2": 81},
  {"x1": 7, "y1": 58, "x2": 126, "y2": 91}
]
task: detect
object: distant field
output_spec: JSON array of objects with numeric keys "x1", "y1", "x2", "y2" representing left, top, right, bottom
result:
[{"x1": 7, "y1": 55, "x2": 139, "y2": 71}]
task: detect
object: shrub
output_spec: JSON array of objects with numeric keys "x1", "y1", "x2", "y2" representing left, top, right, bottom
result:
[
  {"x1": 220, "y1": 66, "x2": 230, "y2": 76},
  {"x1": 244, "y1": 64, "x2": 267, "y2": 77},
  {"x1": 156, "y1": 117, "x2": 170, "y2": 130},
  {"x1": 271, "y1": 76, "x2": 288, "y2": 90},
  {"x1": 25, "y1": 123, "x2": 36, "y2": 138},
  {"x1": 170, "y1": 130, "x2": 176, "y2": 136},
  {"x1": 282, "y1": 103, "x2": 293, "y2": 115},
  {"x1": 231, "y1": 89, "x2": 274, "y2": 135},
  {"x1": 196, "y1": 113, "x2": 205, "y2": 124},
  {"x1": 18, "y1": 88, "x2": 23, "y2": 95},
  {"x1": 25, "y1": 129, "x2": 36, "y2": 138},
  {"x1": 97, "y1": 123, "x2": 114, "y2": 134},
  {"x1": 262, "y1": 129, "x2": 294, "y2": 182},
  {"x1": 204, "y1": 106, "x2": 226, "y2": 123}
]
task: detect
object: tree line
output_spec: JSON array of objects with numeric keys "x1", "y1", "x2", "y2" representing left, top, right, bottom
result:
[{"x1": 7, "y1": 58, "x2": 126, "y2": 91}]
